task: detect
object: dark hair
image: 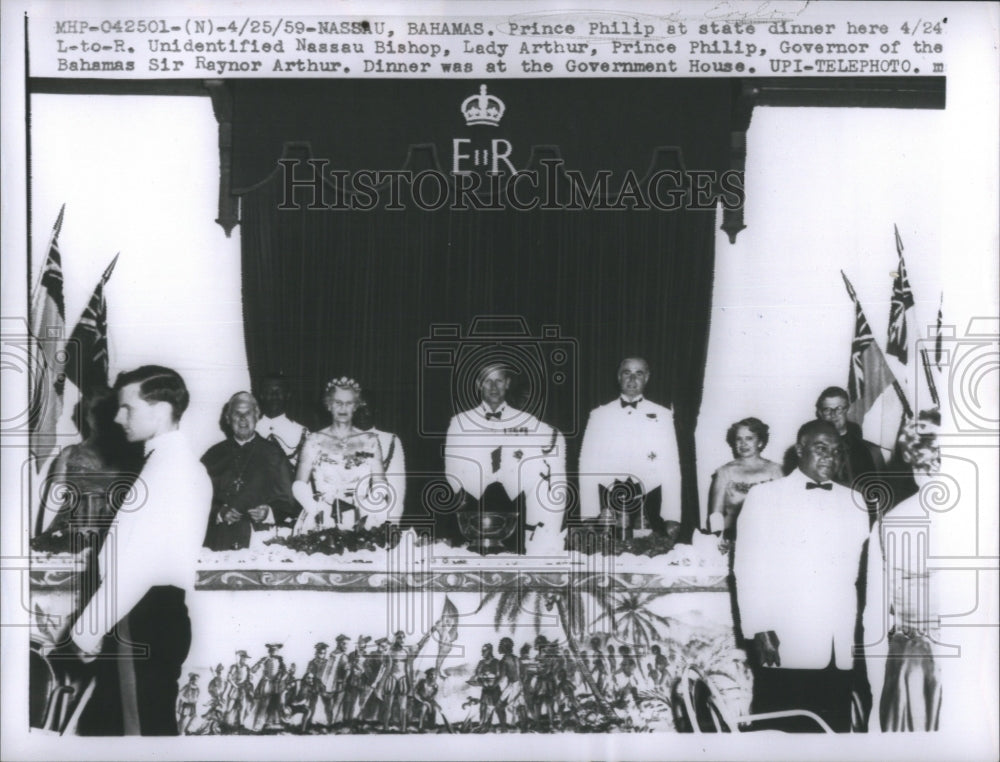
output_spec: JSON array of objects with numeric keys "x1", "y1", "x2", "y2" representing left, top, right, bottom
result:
[
  {"x1": 258, "y1": 372, "x2": 290, "y2": 390},
  {"x1": 113, "y1": 365, "x2": 190, "y2": 422},
  {"x1": 725, "y1": 417, "x2": 770, "y2": 449},
  {"x1": 796, "y1": 419, "x2": 840, "y2": 444},
  {"x1": 815, "y1": 386, "x2": 850, "y2": 408}
]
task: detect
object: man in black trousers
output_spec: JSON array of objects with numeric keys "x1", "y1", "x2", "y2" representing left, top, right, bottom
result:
[
  {"x1": 734, "y1": 420, "x2": 870, "y2": 732},
  {"x1": 51, "y1": 365, "x2": 212, "y2": 735}
]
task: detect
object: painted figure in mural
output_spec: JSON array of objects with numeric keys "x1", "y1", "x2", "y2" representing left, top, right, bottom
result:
[
  {"x1": 646, "y1": 644, "x2": 669, "y2": 689},
  {"x1": 321, "y1": 634, "x2": 351, "y2": 729},
  {"x1": 194, "y1": 664, "x2": 226, "y2": 735},
  {"x1": 412, "y1": 668, "x2": 440, "y2": 731},
  {"x1": 376, "y1": 631, "x2": 414, "y2": 731},
  {"x1": 285, "y1": 670, "x2": 320, "y2": 732},
  {"x1": 175, "y1": 673, "x2": 199, "y2": 735},
  {"x1": 469, "y1": 642, "x2": 502, "y2": 729},
  {"x1": 588, "y1": 636, "x2": 611, "y2": 700},
  {"x1": 357, "y1": 636, "x2": 390, "y2": 726},
  {"x1": 528, "y1": 636, "x2": 559, "y2": 728},
  {"x1": 278, "y1": 663, "x2": 298, "y2": 724},
  {"x1": 553, "y1": 644, "x2": 581, "y2": 726},
  {"x1": 578, "y1": 357, "x2": 683, "y2": 537},
  {"x1": 293, "y1": 378, "x2": 390, "y2": 533},
  {"x1": 250, "y1": 643, "x2": 287, "y2": 731},
  {"x1": 302, "y1": 641, "x2": 329, "y2": 730},
  {"x1": 225, "y1": 650, "x2": 254, "y2": 729},
  {"x1": 615, "y1": 645, "x2": 642, "y2": 708},
  {"x1": 497, "y1": 637, "x2": 527, "y2": 731},
  {"x1": 338, "y1": 635, "x2": 370, "y2": 727}
]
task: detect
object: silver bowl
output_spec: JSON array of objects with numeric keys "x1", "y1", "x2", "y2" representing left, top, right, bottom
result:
[{"x1": 457, "y1": 511, "x2": 519, "y2": 554}]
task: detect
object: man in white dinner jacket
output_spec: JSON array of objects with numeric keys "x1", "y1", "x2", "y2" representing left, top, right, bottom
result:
[
  {"x1": 578, "y1": 357, "x2": 682, "y2": 534},
  {"x1": 59, "y1": 365, "x2": 212, "y2": 735},
  {"x1": 734, "y1": 419, "x2": 870, "y2": 732},
  {"x1": 444, "y1": 362, "x2": 566, "y2": 554}
]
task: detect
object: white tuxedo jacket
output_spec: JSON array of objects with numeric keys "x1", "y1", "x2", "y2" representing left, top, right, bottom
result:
[
  {"x1": 444, "y1": 404, "x2": 566, "y2": 541},
  {"x1": 734, "y1": 469, "x2": 870, "y2": 670},
  {"x1": 578, "y1": 398, "x2": 682, "y2": 522}
]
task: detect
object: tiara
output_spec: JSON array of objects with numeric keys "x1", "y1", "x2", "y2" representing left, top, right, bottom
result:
[{"x1": 325, "y1": 376, "x2": 363, "y2": 395}]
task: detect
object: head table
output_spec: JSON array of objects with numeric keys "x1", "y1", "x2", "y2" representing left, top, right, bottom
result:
[{"x1": 31, "y1": 531, "x2": 749, "y2": 735}]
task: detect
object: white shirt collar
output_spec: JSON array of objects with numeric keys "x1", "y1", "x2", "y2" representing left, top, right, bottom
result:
[
  {"x1": 479, "y1": 403, "x2": 507, "y2": 418},
  {"x1": 144, "y1": 427, "x2": 185, "y2": 457}
]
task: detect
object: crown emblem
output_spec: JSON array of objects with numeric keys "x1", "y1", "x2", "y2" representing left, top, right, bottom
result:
[{"x1": 461, "y1": 84, "x2": 505, "y2": 127}]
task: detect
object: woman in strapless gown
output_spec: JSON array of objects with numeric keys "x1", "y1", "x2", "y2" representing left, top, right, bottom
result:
[
  {"x1": 292, "y1": 378, "x2": 388, "y2": 533},
  {"x1": 707, "y1": 417, "x2": 784, "y2": 547}
]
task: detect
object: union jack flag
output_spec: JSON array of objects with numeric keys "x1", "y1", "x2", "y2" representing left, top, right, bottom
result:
[
  {"x1": 66, "y1": 253, "x2": 119, "y2": 396},
  {"x1": 886, "y1": 225, "x2": 915, "y2": 363},
  {"x1": 842, "y1": 271, "x2": 897, "y2": 423},
  {"x1": 29, "y1": 205, "x2": 67, "y2": 467}
]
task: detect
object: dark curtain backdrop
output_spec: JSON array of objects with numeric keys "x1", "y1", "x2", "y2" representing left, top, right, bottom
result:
[{"x1": 231, "y1": 79, "x2": 734, "y2": 534}]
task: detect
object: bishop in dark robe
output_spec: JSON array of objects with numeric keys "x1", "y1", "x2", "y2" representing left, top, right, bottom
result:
[{"x1": 202, "y1": 392, "x2": 297, "y2": 551}]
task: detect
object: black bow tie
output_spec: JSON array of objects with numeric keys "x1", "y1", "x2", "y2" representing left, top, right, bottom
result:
[
  {"x1": 806, "y1": 482, "x2": 833, "y2": 491},
  {"x1": 620, "y1": 399, "x2": 639, "y2": 409},
  {"x1": 484, "y1": 410, "x2": 502, "y2": 421}
]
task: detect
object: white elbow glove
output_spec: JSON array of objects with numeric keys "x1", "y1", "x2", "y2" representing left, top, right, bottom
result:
[{"x1": 292, "y1": 480, "x2": 322, "y2": 519}]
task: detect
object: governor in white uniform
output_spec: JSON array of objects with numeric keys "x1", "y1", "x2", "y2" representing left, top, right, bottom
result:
[
  {"x1": 444, "y1": 362, "x2": 566, "y2": 554},
  {"x1": 578, "y1": 357, "x2": 682, "y2": 532}
]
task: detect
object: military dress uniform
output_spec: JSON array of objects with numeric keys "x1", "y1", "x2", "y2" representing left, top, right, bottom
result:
[
  {"x1": 369, "y1": 428, "x2": 406, "y2": 524},
  {"x1": 578, "y1": 396, "x2": 682, "y2": 529},
  {"x1": 256, "y1": 413, "x2": 307, "y2": 463},
  {"x1": 444, "y1": 403, "x2": 567, "y2": 554}
]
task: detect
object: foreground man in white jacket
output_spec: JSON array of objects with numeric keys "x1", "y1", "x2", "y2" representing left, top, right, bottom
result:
[{"x1": 734, "y1": 419, "x2": 869, "y2": 732}]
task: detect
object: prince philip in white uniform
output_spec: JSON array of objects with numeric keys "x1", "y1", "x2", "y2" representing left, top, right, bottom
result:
[
  {"x1": 578, "y1": 357, "x2": 682, "y2": 532},
  {"x1": 444, "y1": 362, "x2": 566, "y2": 554}
]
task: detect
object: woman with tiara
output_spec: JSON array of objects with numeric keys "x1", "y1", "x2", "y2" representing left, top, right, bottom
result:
[{"x1": 292, "y1": 377, "x2": 389, "y2": 533}]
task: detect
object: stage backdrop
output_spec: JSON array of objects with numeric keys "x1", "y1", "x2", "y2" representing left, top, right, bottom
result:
[{"x1": 231, "y1": 79, "x2": 735, "y2": 532}]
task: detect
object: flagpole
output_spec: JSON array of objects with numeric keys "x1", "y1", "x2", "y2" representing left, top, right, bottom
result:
[
  {"x1": 30, "y1": 204, "x2": 65, "y2": 304},
  {"x1": 919, "y1": 347, "x2": 941, "y2": 408},
  {"x1": 890, "y1": 378, "x2": 913, "y2": 418}
]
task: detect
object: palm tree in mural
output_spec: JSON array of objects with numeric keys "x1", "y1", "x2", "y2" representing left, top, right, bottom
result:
[
  {"x1": 588, "y1": 592, "x2": 675, "y2": 652},
  {"x1": 474, "y1": 586, "x2": 614, "y2": 717}
]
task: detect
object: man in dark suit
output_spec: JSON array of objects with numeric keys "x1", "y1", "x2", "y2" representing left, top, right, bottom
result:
[{"x1": 734, "y1": 420, "x2": 870, "y2": 732}]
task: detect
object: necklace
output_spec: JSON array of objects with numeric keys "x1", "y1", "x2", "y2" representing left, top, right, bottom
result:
[{"x1": 227, "y1": 437, "x2": 257, "y2": 496}]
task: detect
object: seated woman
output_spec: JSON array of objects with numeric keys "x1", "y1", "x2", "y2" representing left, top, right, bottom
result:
[
  {"x1": 865, "y1": 414, "x2": 944, "y2": 731},
  {"x1": 707, "y1": 417, "x2": 783, "y2": 547},
  {"x1": 292, "y1": 377, "x2": 389, "y2": 533}
]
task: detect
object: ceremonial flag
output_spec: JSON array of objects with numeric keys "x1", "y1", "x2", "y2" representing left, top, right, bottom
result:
[
  {"x1": 886, "y1": 225, "x2": 915, "y2": 364},
  {"x1": 433, "y1": 596, "x2": 459, "y2": 672},
  {"x1": 842, "y1": 271, "x2": 898, "y2": 425},
  {"x1": 29, "y1": 205, "x2": 67, "y2": 467},
  {"x1": 65, "y1": 253, "x2": 119, "y2": 397}
]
